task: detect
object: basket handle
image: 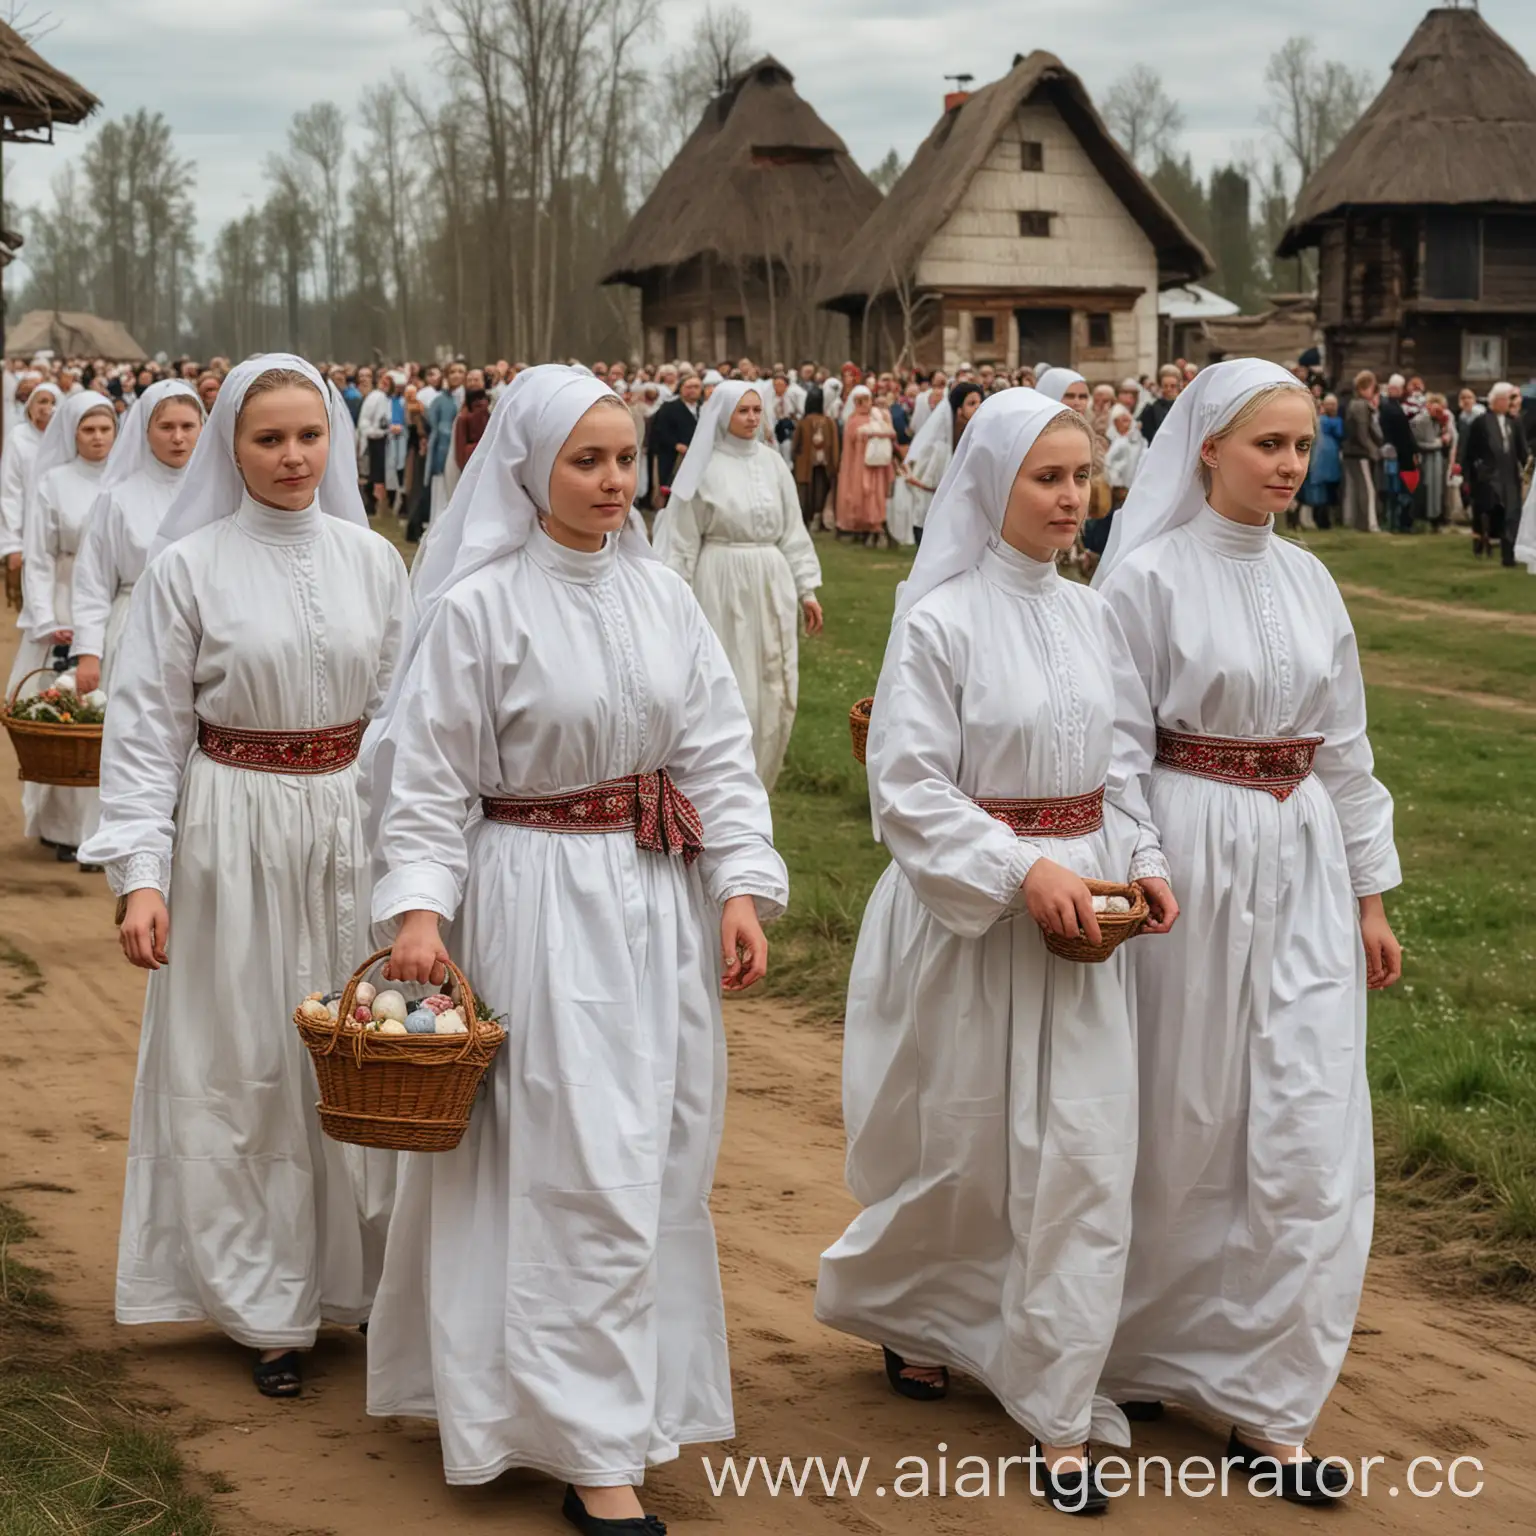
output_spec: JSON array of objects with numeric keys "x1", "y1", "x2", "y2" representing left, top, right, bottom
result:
[
  {"x1": 327, "y1": 946, "x2": 484, "y2": 1066},
  {"x1": 7, "y1": 666, "x2": 71, "y2": 714}
]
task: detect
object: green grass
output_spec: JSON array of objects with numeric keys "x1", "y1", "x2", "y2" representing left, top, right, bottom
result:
[
  {"x1": 0, "y1": 1201, "x2": 219, "y2": 1536},
  {"x1": 772, "y1": 528, "x2": 1536, "y2": 1289}
]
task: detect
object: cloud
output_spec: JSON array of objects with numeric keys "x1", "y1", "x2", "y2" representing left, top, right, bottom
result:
[{"x1": 7, "y1": 0, "x2": 1535, "y2": 271}]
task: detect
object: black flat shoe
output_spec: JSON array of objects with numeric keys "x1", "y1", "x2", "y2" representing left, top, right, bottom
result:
[
  {"x1": 882, "y1": 1345, "x2": 948, "y2": 1401},
  {"x1": 54, "y1": 845, "x2": 78, "y2": 863},
  {"x1": 252, "y1": 1349, "x2": 302, "y2": 1398},
  {"x1": 561, "y1": 1485, "x2": 666, "y2": 1534},
  {"x1": 1033, "y1": 1444, "x2": 1109, "y2": 1516},
  {"x1": 1119, "y1": 1399, "x2": 1164, "y2": 1421},
  {"x1": 1225, "y1": 1430, "x2": 1349, "y2": 1505}
]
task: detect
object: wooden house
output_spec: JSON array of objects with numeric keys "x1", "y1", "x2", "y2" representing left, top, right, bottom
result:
[
  {"x1": 602, "y1": 57, "x2": 881, "y2": 365},
  {"x1": 1278, "y1": 6, "x2": 1536, "y2": 391},
  {"x1": 816, "y1": 52, "x2": 1211, "y2": 376}
]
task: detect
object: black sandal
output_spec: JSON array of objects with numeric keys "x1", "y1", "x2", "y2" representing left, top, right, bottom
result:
[
  {"x1": 1033, "y1": 1443, "x2": 1109, "y2": 1517},
  {"x1": 1225, "y1": 1430, "x2": 1350, "y2": 1505},
  {"x1": 882, "y1": 1345, "x2": 949, "y2": 1401},
  {"x1": 561, "y1": 1485, "x2": 666, "y2": 1534},
  {"x1": 252, "y1": 1350, "x2": 303, "y2": 1398}
]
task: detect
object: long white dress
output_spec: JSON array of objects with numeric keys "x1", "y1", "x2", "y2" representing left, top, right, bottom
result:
[
  {"x1": 665, "y1": 435, "x2": 822, "y2": 792},
  {"x1": 365, "y1": 523, "x2": 788, "y2": 1488},
  {"x1": 1097, "y1": 505, "x2": 1400, "y2": 1443},
  {"x1": 77, "y1": 496, "x2": 410, "y2": 1349},
  {"x1": 0, "y1": 416, "x2": 42, "y2": 559},
  {"x1": 816, "y1": 540, "x2": 1167, "y2": 1448},
  {"x1": 71, "y1": 457, "x2": 181, "y2": 691},
  {"x1": 8, "y1": 458, "x2": 105, "y2": 846}
]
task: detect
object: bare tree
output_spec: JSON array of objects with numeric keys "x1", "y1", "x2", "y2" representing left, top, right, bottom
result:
[
  {"x1": 867, "y1": 149, "x2": 906, "y2": 196},
  {"x1": 360, "y1": 84, "x2": 418, "y2": 359},
  {"x1": 289, "y1": 103, "x2": 348, "y2": 358},
  {"x1": 1260, "y1": 38, "x2": 1372, "y2": 192},
  {"x1": 1103, "y1": 64, "x2": 1185, "y2": 172},
  {"x1": 644, "y1": 3, "x2": 753, "y2": 179}
]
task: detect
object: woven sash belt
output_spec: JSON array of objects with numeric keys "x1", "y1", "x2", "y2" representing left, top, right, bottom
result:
[
  {"x1": 1154, "y1": 727, "x2": 1324, "y2": 803},
  {"x1": 483, "y1": 768, "x2": 705, "y2": 866},
  {"x1": 197, "y1": 718, "x2": 365, "y2": 775},
  {"x1": 975, "y1": 785, "x2": 1105, "y2": 838}
]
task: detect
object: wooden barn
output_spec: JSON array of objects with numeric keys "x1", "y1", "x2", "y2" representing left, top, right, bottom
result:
[
  {"x1": 816, "y1": 51, "x2": 1211, "y2": 376},
  {"x1": 602, "y1": 57, "x2": 881, "y2": 365},
  {"x1": 1278, "y1": 5, "x2": 1536, "y2": 392}
]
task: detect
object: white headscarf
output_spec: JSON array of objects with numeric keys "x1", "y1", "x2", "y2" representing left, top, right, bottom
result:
[
  {"x1": 152, "y1": 353, "x2": 365, "y2": 559},
  {"x1": 29, "y1": 389, "x2": 117, "y2": 493},
  {"x1": 1092, "y1": 357, "x2": 1305, "y2": 587},
  {"x1": 8, "y1": 381, "x2": 59, "y2": 453},
  {"x1": 100, "y1": 380, "x2": 204, "y2": 492},
  {"x1": 1034, "y1": 367, "x2": 1086, "y2": 404},
  {"x1": 667, "y1": 380, "x2": 766, "y2": 503}
]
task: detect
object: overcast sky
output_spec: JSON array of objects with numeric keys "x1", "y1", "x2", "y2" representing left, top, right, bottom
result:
[{"x1": 8, "y1": 0, "x2": 1535, "y2": 273}]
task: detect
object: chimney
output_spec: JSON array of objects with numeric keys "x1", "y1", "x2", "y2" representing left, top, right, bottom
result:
[{"x1": 944, "y1": 73, "x2": 974, "y2": 113}]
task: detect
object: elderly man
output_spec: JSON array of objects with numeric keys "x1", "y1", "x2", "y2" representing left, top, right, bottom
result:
[
  {"x1": 1462, "y1": 382, "x2": 1531, "y2": 563},
  {"x1": 1137, "y1": 365, "x2": 1182, "y2": 444}
]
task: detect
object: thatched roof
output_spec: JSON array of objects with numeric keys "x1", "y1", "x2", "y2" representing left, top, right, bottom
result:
[
  {"x1": 817, "y1": 51, "x2": 1212, "y2": 313},
  {"x1": 0, "y1": 23, "x2": 99, "y2": 139},
  {"x1": 5, "y1": 310, "x2": 146, "y2": 361},
  {"x1": 1202, "y1": 297, "x2": 1319, "y2": 366},
  {"x1": 1279, "y1": 7, "x2": 1536, "y2": 256},
  {"x1": 602, "y1": 56, "x2": 881, "y2": 285}
]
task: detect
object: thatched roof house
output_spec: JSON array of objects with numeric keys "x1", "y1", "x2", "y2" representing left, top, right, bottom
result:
[
  {"x1": 6, "y1": 309, "x2": 146, "y2": 362},
  {"x1": 602, "y1": 56, "x2": 881, "y2": 364},
  {"x1": 1280, "y1": 6, "x2": 1536, "y2": 391},
  {"x1": 817, "y1": 51, "x2": 1211, "y2": 375},
  {"x1": 0, "y1": 22, "x2": 98, "y2": 142}
]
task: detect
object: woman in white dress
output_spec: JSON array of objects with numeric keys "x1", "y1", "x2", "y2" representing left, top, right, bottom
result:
[
  {"x1": 71, "y1": 380, "x2": 205, "y2": 698},
  {"x1": 895, "y1": 381, "x2": 983, "y2": 548},
  {"x1": 1093, "y1": 359, "x2": 1402, "y2": 1504},
  {"x1": 9, "y1": 391, "x2": 117, "y2": 861},
  {"x1": 664, "y1": 380, "x2": 824, "y2": 793},
  {"x1": 817, "y1": 389, "x2": 1178, "y2": 1517},
  {"x1": 78, "y1": 355, "x2": 410, "y2": 1400},
  {"x1": 364, "y1": 366, "x2": 787, "y2": 1533},
  {"x1": 0, "y1": 380, "x2": 59, "y2": 576}
]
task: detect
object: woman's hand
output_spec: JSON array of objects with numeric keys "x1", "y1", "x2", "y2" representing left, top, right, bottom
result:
[
  {"x1": 1359, "y1": 893, "x2": 1402, "y2": 990},
  {"x1": 720, "y1": 895, "x2": 768, "y2": 992},
  {"x1": 386, "y1": 909, "x2": 450, "y2": 986},
  {"x1": 1135, "y1": 876, "x2": 1180, "y2": 934},
  {"x1": 5, "y1": 551, "x2": 19, "y2": 575},
  {"x1": 74, "y1": 655, "x2": 102, "y2": 695},
  {"x1": 801, "y1": 597, "x2": 824, "y2": 636},
  {"x1": 120, "y1": 888, "x2": 171, "y2": 970},
  {"x1": 52, "y1": 627, "x2": 73, "y2": 646},
  {"x1": 1023, "y1": 859, "x2": 1102, "y2": 946}
]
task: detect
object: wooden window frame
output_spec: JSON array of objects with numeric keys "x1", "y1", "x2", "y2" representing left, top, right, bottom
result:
[
  {"x1": 1020, "y1": 140, "x2": 1044, "y2": 173},
  {"x1": 1017, "y1": 210, "x2": 1054, "y2": 238}
]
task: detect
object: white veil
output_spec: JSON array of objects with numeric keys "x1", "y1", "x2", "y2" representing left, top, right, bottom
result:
[
  {"x1": 1035, "y1": 367, "x2": 1087, "y2": 404},
  {"x1": 666, "y1": 380, "x2": 767, "y2": 504},
  {"x1": 100, "y1": 380, "x2": 203, "y2": 492}
]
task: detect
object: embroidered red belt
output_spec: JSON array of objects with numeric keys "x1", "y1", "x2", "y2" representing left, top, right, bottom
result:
[
  {"x1": 196, "y1": 718, "x2": 366, "y2": 775},
  {"x1": 1154, "y1": 727, "x2": 1323, "y2": 803},
  {"x1": 976, "y1": 785, "x2": 1104, "y2": 838},
  {"x1": 483, "y1": 768, "x2": 705, "y2": 866}
]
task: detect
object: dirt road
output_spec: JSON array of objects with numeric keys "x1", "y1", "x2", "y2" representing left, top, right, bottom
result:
[{"x1": 2, "y1": 649, "x2": 1533, "y2": 1533}]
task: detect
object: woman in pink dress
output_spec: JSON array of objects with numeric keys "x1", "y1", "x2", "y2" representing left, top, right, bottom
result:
[{"x1": 836, "y1": 387, "x2": 897, "y2": 545}]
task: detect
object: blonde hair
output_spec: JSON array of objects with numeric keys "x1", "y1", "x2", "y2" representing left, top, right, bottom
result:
[
  {"x1": 1038, "y1": 406, "x2": 1103, "y2": 474},
  {"x1": 1200, "y1": 383, "x2": 1316, "y2": 490},
  {"x1": 234, "y1": 368, "x2": 324, "y2": 428}
]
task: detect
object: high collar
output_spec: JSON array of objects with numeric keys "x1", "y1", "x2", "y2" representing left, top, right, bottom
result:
[
  {"x1": 234, "y1": 491, "x2": 322, "y2": 546},
  {"x1": 68, "y1": 456, "x2": 106, "y2": 481},
  {"x1": 1191, "y1": 502, "x2": 1272, "y2": 561},
  {"x1": 526, "y1": 517, "x2": 619, "y2": 585},
  {"x1": 717, "y1": 432, "x2": 758, "y2": 460},
  {"x1": 143, "y1": 455, "x2": 183, "y2": 489},
  {"x1": 980, "y1": 535, "x2": 1060, "y2": 599}
]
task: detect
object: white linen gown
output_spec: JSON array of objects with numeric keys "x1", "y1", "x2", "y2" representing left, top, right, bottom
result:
[
  {"x1": 364, "y1": 523, "x2": 788, "y2": 1488},
  {"x1": 78, "y1": 496, "x2": 410, "y2": 1348},
  {"x1": 9, "y1": 458, "x2": 105, "y2": 845},
  {"x1": 665, "y1": 435, "x2": 822, "y2": 792},
  {"x1": 1098, "y1": 505, "x2": 1400, "y2": 1443},
  {"x1": 816, "y1": 540, "x2": 1168, "y2": 1449},
  {"x1": 0, "y1": 416, "x2": 42, "y2": 559},
  {"x1": 71, "y1": 457, "x2": 182, "y2": 691}
]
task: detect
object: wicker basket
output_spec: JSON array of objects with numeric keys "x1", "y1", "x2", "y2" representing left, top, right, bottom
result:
[
  {"x1": 4, "y1": 559, "x2": 20, "y2": 612},
  {"x1": 3, "y1": 668, "x2": 103, "y2": 787},
  {"x1": 1042, "y1": 878, "x2": 1150, "y2": 964},
  {"x1": 295, "y1": 948, "x2": 506, "y2": 1152},
  {"x1": 850, "y1": 696, "x2": 874, "y2": 764}
]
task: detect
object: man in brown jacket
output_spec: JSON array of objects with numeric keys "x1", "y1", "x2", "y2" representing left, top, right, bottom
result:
[{"x1": 1341, "y1": 370, "x2": 1383, "y2": 532}]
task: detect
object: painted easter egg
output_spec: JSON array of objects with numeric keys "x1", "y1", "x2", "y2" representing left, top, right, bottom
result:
[
  {"x1": 298, "y1": 999, "x2": 331, "y2": 1023},
  {"x1": 420, "y1": 995, "x2": 453, "y2": 1014},
  {"x1": 435, "y1": 1009, "x2": 468, "y2": 1035},
  {"x1": 404, "y1": 1009, "x2": 437, "y2": 1034},
  {"x1": 354, "y1": 981, "x2": 377, "y2": 1007},
  {"x1": 371, "y1": 990, "x2": 408, "y2": 1023},
  {"x1": 378, "y1": 1019, "x2": 408, "y2": 1036},
  {"x1": 353, "y1": 1005, "x2": 373, "y2": 1024}
]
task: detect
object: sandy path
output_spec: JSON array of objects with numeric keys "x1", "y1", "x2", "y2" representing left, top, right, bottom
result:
[
  {"x1": 2, "y1": 651, "x2": 1534, "y2": 1533},
  {"x1": 1337, "y1": 581, "x2": 1536, "y2": 635}
]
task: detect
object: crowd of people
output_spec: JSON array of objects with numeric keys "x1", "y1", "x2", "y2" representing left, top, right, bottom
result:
[{"x1": 6, "y1": 327, "x2": 1527, "y2": 1528}]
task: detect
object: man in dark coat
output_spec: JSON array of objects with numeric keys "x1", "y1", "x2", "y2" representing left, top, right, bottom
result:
[
  {"x1": 1462, "y1": 382, "x2": 1530, "y2": 563},
  {"x1": 1377, "y1": 374, "x2": 1421, "y2": 533},
  {"x1": 651, "y1": 373, "x2": 703, "y2": 503},
  {"x1": 1137, "y1": 365, "x2": 1181, "y2": 445}
]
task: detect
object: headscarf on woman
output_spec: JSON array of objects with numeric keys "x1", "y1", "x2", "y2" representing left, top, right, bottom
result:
[
  {"x1": 667, "y1": 380, "x2": 767, "y2": 504},
  {"x1": 1034, "y1": 367, "x2": 1087, "y2": 405},
  {"x1": 1091, "y1": 358, "x2": 1305, "y2": 588},
  {"x1": 151, "y1": 354, "x2": 365, "y2": 559},
  {"x1": 29, "y1": 389, "x2": 117, "y2": 498},
  {"x1": 100, "y1": 380, "x2": 204, "y2": 492}
]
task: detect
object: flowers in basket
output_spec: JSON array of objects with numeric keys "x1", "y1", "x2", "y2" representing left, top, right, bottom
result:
[
  {"x1": 7, "y1": 672, "x2": 107, "y2": 726},
  {"x1": 296, "y1": 979, "x2": 505, "y2": 1039}
]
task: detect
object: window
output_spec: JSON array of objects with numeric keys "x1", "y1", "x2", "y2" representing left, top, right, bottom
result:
[
  {"x1": 664, "y1": 326, "x2": 679, "y2": 359},
  {"x1": 1020, "y1": 140, "x2": 1044, "y2": 172},
  {"x1": 725, "y1": 315, "x2": 748, "y2": 357},
  {"x1": 972, "y1": 315, "x2": 996, "y2": 346},
  {"x1": 1087, "y1": 312, "x2": 1112, "y2": 350},
  {"x1": 1017, "y1": 210, "x2": 1053, "y2": 238},
  {"x1": 1425, "y1": 213, "x2": 1482, "y2": 300},
  {"x1": 1462, "y1": 333, "x2": 1504, "y2": 379}
]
